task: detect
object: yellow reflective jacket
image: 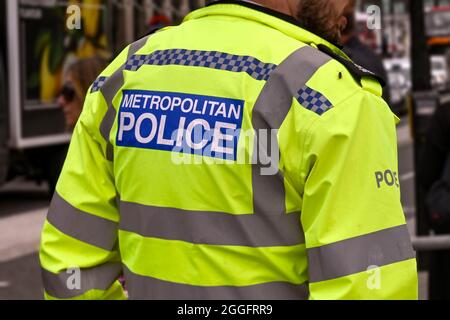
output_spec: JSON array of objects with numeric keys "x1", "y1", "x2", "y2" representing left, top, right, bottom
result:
[{"x1": 40, "y1": 0, "x2": 418, "y2": 300}]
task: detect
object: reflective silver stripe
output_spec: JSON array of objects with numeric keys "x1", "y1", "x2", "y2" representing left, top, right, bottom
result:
[
  {"x1": 307, "y1": 224, "x2": 416, "y2": 283},
  {"x1": 99, "y1": 36, "x2": 150, "y2": 161},
  {"x1": 296, "y1": 85, "x2": 333, "y2": 115},
  {"x1": 42, "y1": 263, "x2": 122, "y2": 299},
  {"x1": 119, "y1": 201, "x2": 303, "y2": 247},
  {"x1": 100, "y1": 69, "x2": 124, "y2": 161},
  {"x1": 91, "y1": 76, "x2": 108, "y2": 93},
  {"x1": 251, "y1": 46, "x2": 331, "y2": 230},
  {"x1": 47, "y1": 192, "x2": 118, "y2": 251},
  {"x1": 123, "y1": 265, "x2": 309, "y2": 300}
]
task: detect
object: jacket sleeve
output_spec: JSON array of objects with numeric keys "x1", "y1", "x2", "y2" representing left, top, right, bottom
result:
[
  {"x1": 39, "y1": 47, "x2": 132, "y2": 300},
  {"x1": 300, "y1": 88, "x2": 418, "y2": 300}
]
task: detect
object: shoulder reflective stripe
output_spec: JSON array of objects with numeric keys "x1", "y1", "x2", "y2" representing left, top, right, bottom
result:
[
  {"x1": 252, "y1": 46, "x2": 332, "y2": 130},
  {"x1": 91, "y1": 76, "x2": 107, "y2": 93},
  {"x1": 251, "y1": 46, "x2": 331, "y2": 223},
  {"x1": 125, "y1": 49, "x2": 277, "y2": 81},
  {"x1": 41, "y1": 263, "x2": 122, "y2": 299},
  {"x1": 127, "y1": 36, "x2": 150, "y2": 60},
  {"x1": 93, "y1": 48, "x2": 277, "y2": 113},
  {"x1": 307, "y1": 224, "x2": 416, "y2": 283},
  {"x1": 296, "y1": 85, "x2": 333, "y2": 115},
  {"x1": 99, "y1": 36, "x2": 150, "y2": 161},
  {"x1": 123, "y1": 265, "x2": 309, "y2": 300},
  {"x1": 119, "y1": 201, "x2": 303, "y2": 247},
  {"x1": 47, "y1": 192, "x2": 118, "y2": 251},
  {"x1": 100, "y1": 69, "x2": 124, "y2": 161}
]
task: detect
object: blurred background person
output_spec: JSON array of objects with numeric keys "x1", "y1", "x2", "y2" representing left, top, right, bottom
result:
[
  {"x1": 341, "y1": 0, "x2": 391, "y2": 106},
  {"x1": 42, "y1": 56, "x2": 108, "y2": 193},
  {"x1": 146, "y1": 11, "x2": 172, "y2": 35},
  {"x1": 418, "y1": 49, "x2": 450, "y2": 300},
  {"x1": 58, "y1": 56, "x2": 108, "y2": 130}
]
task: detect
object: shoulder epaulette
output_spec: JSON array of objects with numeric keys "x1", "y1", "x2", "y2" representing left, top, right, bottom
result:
[{"x1": 317, "y1": 44, "x2": 386, "y2": 88}]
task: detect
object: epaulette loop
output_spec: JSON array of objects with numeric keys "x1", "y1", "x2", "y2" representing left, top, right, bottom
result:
[{"x1": 317, "y1": 44, "x2": 386, "y2": 88}]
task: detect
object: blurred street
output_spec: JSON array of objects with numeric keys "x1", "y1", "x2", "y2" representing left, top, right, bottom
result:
[
  {"x1": 0, "y1": 179, "x2": 48, "y2": 299},
  {"x1": 0, "y1": 116, "x2": 428, "y2": 300}
]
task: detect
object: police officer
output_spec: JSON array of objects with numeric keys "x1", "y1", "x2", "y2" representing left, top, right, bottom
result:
[{"x1": 40, "y1": 0, "x2": 418, "y2": 299}]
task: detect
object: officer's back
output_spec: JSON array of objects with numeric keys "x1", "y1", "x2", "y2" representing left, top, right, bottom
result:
[{"x1": 40, "y1": 0, "x2": 418, "y2": 300}]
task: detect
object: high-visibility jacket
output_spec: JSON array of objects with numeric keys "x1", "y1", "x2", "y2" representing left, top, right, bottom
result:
[{"x1": 40, "y1": 0, "x2": 418, "y2": 300}]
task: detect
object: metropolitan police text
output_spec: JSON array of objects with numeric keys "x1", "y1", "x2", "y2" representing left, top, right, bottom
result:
[{"x1": 116, "y1": 90, "x2": 280, "y2": 175}]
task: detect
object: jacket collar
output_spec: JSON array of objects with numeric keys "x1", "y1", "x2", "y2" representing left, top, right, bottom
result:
[{"x1": 184, "y1": 0, "x2": 349, "y2": 59}]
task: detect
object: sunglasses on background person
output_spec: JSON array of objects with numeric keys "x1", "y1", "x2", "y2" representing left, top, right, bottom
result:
[{"x1": 59, "y1": 84, "x2": 77, "y2": 103}]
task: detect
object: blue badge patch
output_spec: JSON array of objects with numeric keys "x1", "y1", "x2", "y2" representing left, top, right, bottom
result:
[{"x1": 116, "y1": 90, "x2": 244, "y2": 161}]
